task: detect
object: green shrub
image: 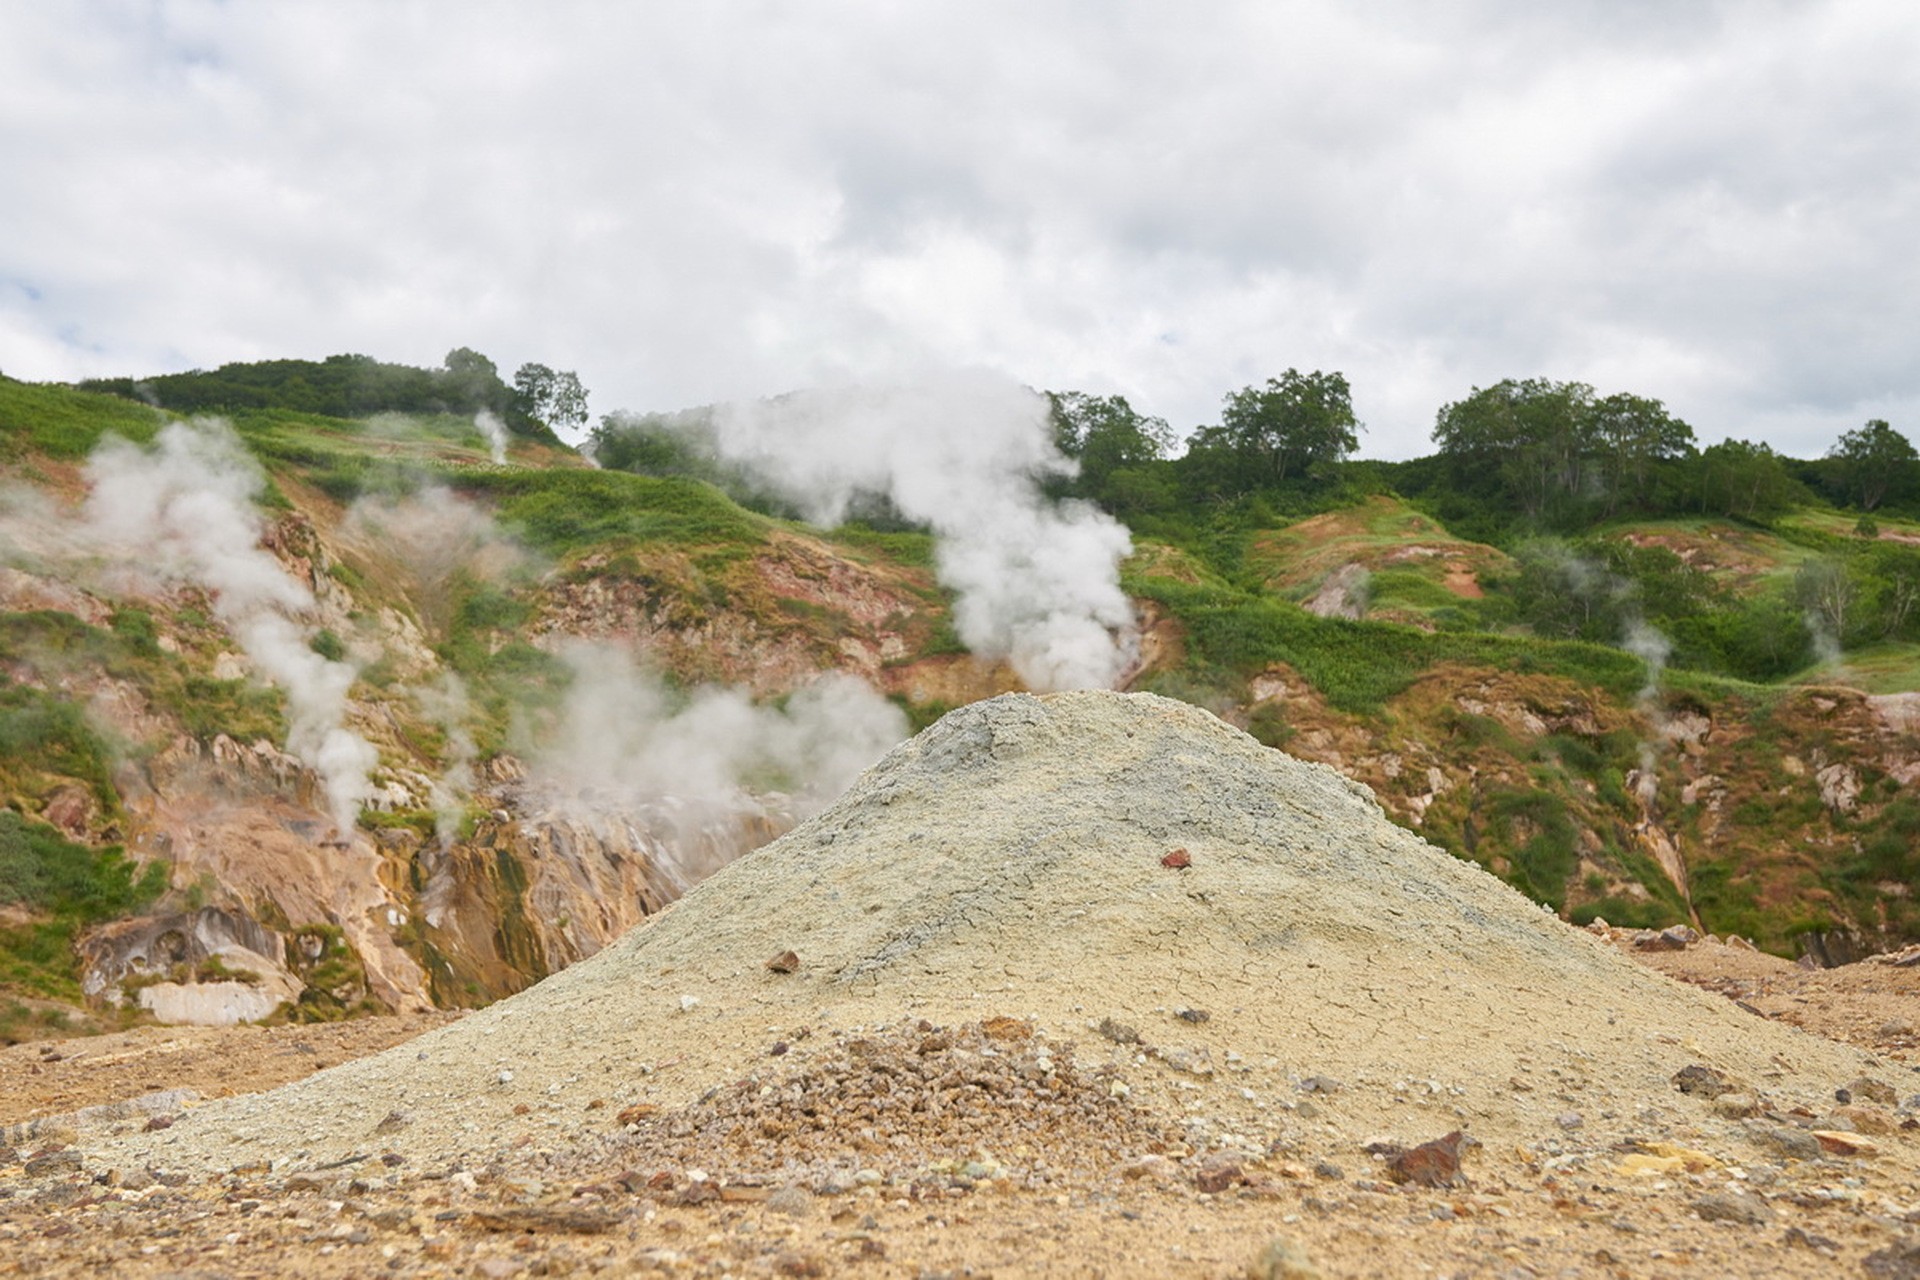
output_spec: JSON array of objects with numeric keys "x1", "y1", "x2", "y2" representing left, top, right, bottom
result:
[{"x1": 0, "y1": 812, "x2": 166, "y2": 920}]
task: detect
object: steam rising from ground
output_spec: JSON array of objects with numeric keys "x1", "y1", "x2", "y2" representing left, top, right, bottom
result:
[
  {"x1": 83, "y1": 422, "x2": 378, "y2": 833},
  {"x1": 697, "y1": 372, "x2": 1137, "y2": 691},
  {"x1": 1, "y1": 418, "x2": 914, "y2": 869},
  {"x1": 474, "y1": 410, "x2": 510, "y2": 465},
  {"x1": 343, "y1": 486, "x2": 526, "y2": 639},
  {"x1": 528, "y1": 644, "x2": 908, "y2": 882},
  {"x1": 338, "y1": 486, "x2": 910, "y2": 859}
]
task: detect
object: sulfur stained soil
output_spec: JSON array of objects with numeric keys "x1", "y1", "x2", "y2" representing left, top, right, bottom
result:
[{"x1": 6, "y1": 692, "x2": 1920, "y2": 1278}]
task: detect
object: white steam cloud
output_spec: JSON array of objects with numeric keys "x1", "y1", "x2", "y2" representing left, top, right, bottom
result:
[
  {"x1": 530, "y1": 643, "x2": 908, "y2": 881},
  {"x1": 475, "y1": 410, "x2": 510, "y2": 465},
  {"x1": 699, "y1": 371, "x2": 1137, "y2": 691},
  {"x1": 84, "y1": 421, "x2": 379, "y2": 833}
]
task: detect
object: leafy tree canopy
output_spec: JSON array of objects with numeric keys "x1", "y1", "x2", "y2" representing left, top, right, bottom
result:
[
  {"x1": 512, "y1": 363, "x2": 591, "y2": 438},
  {"x1": 1827, "y1": 418, "x2": 1916, "y2": 511},
  {"x1": 1186, "y1": 369, "x2": 1360, "y2": 493},
  {"x1": 1431, "y1": 378, "x2": 1695, "y2": 526}
]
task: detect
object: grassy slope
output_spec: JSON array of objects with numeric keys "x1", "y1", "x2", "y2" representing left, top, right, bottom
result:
[{"x1": 3, "y1": 372, "x2": 1918, "y2": 989}]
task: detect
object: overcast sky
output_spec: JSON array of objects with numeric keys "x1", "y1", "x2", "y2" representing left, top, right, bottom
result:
[{"x1": 2, "y1": 1, "x2": 1915, "y2": 459}]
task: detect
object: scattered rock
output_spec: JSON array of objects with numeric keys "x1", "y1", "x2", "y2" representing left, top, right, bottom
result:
[
  {"x1": 766, "y1": 1184, "x2": 813, "y2": 1217},
  {"x1": 1812, "y1": 1129, "x2": 1881, "y2": 1157},
  {"x1": 1849, "y1": 1076, "x2": 1900, "y2": 1106},
  {"x1": 469, "y1": 1204, "x2": 622, "y2": 1233},
  {"x1": 1175, "y1": 1007, "x2": 1210, "y2": 1024},
  {"x1": 1831, "y1": 1104, "x2": 1897, "y2": 1135},
  {"x1": 1556, "y1": 1112, "x2": 1584, "y2": 1131},
  {"x1": 1382, "y1": 1131, "x2": 1471, "y2": 1189},
  {"x1": 1712, "y1": 1093, "x2": 1759, "y2": 1120},
  {"x1": 373, "y1": 1109, "x2": 412, "y2": 1134},
  {"x1": 1161, "y1": 848, "x2": 1191, "y2": 869},
  {"x1": 1672, "y1": 1064, "x2": 1736, "y2": 1098},
  {"x1": 1692, "y1": 1190, "x2": 1772, "y2": 1225},
  {"x1": 765, "y1": 950, "x2": 800, "y2": 974},
  {"x1": 1745, "y1": 1124, "x2": 1823, "y2": 1161},
  {"x1": 1194, "y1": 1156, "x2": 1245, "y2": 1193},
  {"x1": 1119, "y1": 1155, "x2": 1179, "y2": 1183},
  {"x1": 1785, "y1": 1226, "x2": 1840, "y2": 1254},
  {"x1": 1864, "y1": 1236, "x2": 1920, "y2": 1279},
  {"x1": 1097, "y1": 1017, "x2": 1141, "y2": 1045},
  {"x1": 1296, "y1": 1076, "x2": 1342, "y2": 1095},
  {"x1": 23, "y1": 1150, "x2": 82, "y2": 1178}
]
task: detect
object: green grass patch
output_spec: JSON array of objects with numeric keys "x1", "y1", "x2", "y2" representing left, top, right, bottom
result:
[
  {"x1": 1133, "y1": 578, "x2": 1644, "y2": 714},
  {"x1": 0, "y1": 376, "x2": 163, "y2": 460},
  {"x1": 450, "y1": 468, "x2": 773, "y2": 557},
  {"x1": 0, "y1": 812, "x2": 167, "y2": 1001}
]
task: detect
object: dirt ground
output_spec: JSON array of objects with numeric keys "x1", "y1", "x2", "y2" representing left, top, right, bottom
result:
[{"x1": 4, "y1": 935, "x2": 1920, "y2": 1279}]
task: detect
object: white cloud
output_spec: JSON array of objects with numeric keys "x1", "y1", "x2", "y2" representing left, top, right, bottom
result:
[{"x1": 1, "y1": 0, "x2": 1916, "y2": 458}]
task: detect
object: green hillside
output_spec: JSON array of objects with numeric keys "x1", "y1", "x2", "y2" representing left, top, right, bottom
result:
[{"x1": 2, "y1": 354, "x2": 1918, "y2": 1036}]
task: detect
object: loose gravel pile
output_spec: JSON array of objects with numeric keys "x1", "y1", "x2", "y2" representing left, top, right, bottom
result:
[
  {"x1": 93, "y1": 690, "x2": 1889, "y2": 1182},
  {"x1": 13, "y1": 690, "x2": 1920, "y2": 1276},
  {"x1": 96, "y1": 690, "x2": 1889, "y2": 1180}
]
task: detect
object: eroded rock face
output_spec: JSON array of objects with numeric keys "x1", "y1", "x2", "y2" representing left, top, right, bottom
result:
[{"x1": 79, "y1": 908, "x2": 303, "y2": 1025}]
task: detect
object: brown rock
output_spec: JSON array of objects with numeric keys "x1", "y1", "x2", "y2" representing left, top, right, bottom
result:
[
  {"x1": 1848, "y1": 1076, "x2": 1900, "y2": 1106},
  {"x1": 1162, "y1": 848, "x2": 1192, "y2": 869},
  {"x1": 1672, "y1": 1064, "x2": 1735, "y2": 1098},
  {"x1": 1832, "y1": 1104, "x2": 1897, "y2": 1136},
  {"x1": 616, "y1": 1103, "x2": 661, "y2": 1126},
  {"x1": 1195, "y1": 1157, "x2": 1245, "y2": 1193},
  {"x1": 1812, "y1": 1129, "x2": 1881, "y2": 1157},
  {"x1": 468, "y1": 1205, "x2": 620, "y2": 1234},
  {"x1": 765, "y1": 950, "x2": 800, "y2": 974},
  {"x1": 1384, "y1": 1131, "x2": 1471, "y2": 1189}
]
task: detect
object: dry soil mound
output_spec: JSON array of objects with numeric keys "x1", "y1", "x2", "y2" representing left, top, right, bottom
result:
[{"x1": 107, "y1": 690, "x2": 1886, "y2": 1177}]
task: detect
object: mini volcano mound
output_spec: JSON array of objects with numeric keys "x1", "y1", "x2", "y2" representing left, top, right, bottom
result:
[{"x1": 111, "y1": 692, "x2": 1883, "y2": 1175}]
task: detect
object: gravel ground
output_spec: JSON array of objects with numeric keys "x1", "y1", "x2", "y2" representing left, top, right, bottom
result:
[{"x1": 5, "y1": 691, "x2": 1920, "y2": 1277}]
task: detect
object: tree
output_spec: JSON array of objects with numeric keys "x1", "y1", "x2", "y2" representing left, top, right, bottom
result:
[
  {"x1": 1694, "y1": 439, "x2": 1796, "y2": 521},
  {"x1": 512, "y1": 363, "x2": 590, "y2": 438},
  {"x1": 1193, "y1": 369, "x2": 1360, "y2": 488},
  {"x1": 1046, "y1": 392, "x2": 1176, "y2": 488},
  {"x1": 1588, "y1": 393, "x2": 1696, "y2": 517},
  {"x1": 1827, "y1": 418, "x2": 1916, "y2": 511},
  {"x1": 1431, "y1": 379, "x2": 1595, "y2": 520},
  {"x1": 440, "y1": 347, "x2": 511, "y2": 415}
]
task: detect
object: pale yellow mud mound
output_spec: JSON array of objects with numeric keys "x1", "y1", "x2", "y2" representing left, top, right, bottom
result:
[{"x1": 97, "y1": 691, "x2": 1891, "y2": 1186}]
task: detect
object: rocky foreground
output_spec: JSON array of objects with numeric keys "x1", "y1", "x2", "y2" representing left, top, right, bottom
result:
[{"x1": 5, "y1": 691, "x2": 1920, "y2": 1277}]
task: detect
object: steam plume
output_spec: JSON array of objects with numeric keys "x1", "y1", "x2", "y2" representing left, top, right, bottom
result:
[
  {"x1": 530, "y1": 643, "x2": 908, "y2": 882},
  {"x1": 83, "y1": 421, "x2": 378, "y2": 833},
  {"x1": 475, "y1": 410, "x2": 510, "y2": 465},
  {"x1": 689, "y1": 371, "x2": 1137, "y2": 690}
]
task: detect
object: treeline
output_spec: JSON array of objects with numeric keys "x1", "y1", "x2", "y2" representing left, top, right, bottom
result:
[
  {"x1": 1041, "y1": 374, "x2": 1919, "y2": 545},
  {"x1": 82, "y1": 349, "x2": 590, "y2": 444}
]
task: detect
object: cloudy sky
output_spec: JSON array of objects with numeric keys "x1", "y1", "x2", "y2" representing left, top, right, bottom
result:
[{"x1": 2, "y1": 1, "x2": 1915, "y2": 458}]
